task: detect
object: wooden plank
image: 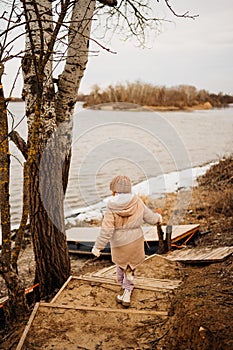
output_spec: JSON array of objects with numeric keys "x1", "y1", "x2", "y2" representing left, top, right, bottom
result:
[
  {"x1": 68, "y1": 249, "x2": 110, "y2": 256},
  {"x1": 170, "y1": 225, "x2": 200, "y2": 243},
  {"x1": 91, "y1": 272, "x2": 182, "y2": 289},
  {"x1": 195, "y1": 247, "x2": 233, "y2": 261},
  {"x1": 50, "y1": 275, "x2": 73, "y2": 304},
  {"x1": 39, "y1": 302, "x2": 168, "y2": 316},
  {"x1": 16, "y1": 302, "x2": 40, "y2": 350},
  {"x1": 92, "y1": 253, "x2": 176, "y2": 278},
  {"x1": 169, "y1": 246, "x2": 233, "y2": 261},
  {"x1": 203, "y1": 246, "x2": 233, "y2": 260},
  {"x1": 92, "y1": 264, "x2": 116, "y2": 277},
  {"x1": 0, "y1": 296, "x2": 8, "y2": 307},
  {"x1": 143, "y1": 224, "x2": 200, "y2": 242},
  {"x1": 167, "y1": 246, "x2": 233, "y2": 263},
  {"x1": 74, "y1": 275, "x2": 181, "y2": 291}
]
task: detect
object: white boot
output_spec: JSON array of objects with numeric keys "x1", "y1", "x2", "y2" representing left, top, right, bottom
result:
[
  {"x1": 122, "y1": 289, "x2": 132, "y2": 307},
  {"x1": 116, "y1": 291, "x2": 124, "y2": 304}
]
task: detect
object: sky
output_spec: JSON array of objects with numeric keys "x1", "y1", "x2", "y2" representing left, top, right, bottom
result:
[
  {"x1": 2, "y1": 0, "x2": 233, "y2": 96},
  {"x1": 80, "y1": 0, "x2": 233, "y2": 95}
]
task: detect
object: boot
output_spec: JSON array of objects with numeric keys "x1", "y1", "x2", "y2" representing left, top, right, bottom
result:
[
  {"x1": 116, "y1": 289, "x2": 132, "y2": 306},
  {"x1": 122, "y1": 289, "x2": 132, "y2": 307},
  {"x1": 116, "y1": 291, "x2": 124, "y2": 304}
]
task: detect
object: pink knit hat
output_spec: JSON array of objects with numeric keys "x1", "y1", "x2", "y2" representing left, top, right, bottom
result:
[{"x1": 110, "y1": 175, "x2": 132, "y2": 193}]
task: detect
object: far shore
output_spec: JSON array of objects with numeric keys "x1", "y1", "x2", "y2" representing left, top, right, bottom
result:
[
  {"x1": 8, "y1": 98, "x2": 231, "y2": 112},
  {"x1": 84, "y1": 101, "x2": 214, "y2": 112}
]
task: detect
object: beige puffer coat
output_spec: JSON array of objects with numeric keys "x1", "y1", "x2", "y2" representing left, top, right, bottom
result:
[{"x1": 94, "y1": 194, "x2": 162, "y2": 269}]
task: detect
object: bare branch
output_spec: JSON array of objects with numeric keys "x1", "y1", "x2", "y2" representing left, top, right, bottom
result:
[
  {"x1": 9, "y1": 130, "x2": 28, "y2": 160},
  {"x1": 6, "y1": 66, "x2": 21, "y2": 101},
  {"x1": 0, "y1": 0, "x2": 17, "y2": 61},
  {"x1": 163, "y1": 0, "x2": 199, "y2": 20},
  {"x1": 41, "y1": 0, "x2": 72, "y2": 70},
  {"x1": 98, "y1": 0, "x2": 118, "y2": 7}
]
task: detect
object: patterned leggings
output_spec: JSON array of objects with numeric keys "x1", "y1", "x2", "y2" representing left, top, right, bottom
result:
[{"x1": 116, "y1": 265, "x2": 134, "y2": 292}]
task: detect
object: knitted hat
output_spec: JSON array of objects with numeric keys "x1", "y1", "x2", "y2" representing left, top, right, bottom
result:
[{"x1": 110, "y1": 175, "x2": 132, "y2": 193}]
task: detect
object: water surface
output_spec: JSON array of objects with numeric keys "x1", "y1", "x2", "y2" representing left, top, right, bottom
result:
[{"x1": 7, "y1": 102, "x2": 233, "y2": 229}]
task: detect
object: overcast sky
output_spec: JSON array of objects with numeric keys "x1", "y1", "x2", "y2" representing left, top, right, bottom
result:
[
  {"x1": 80, "y1": 0, "x2": 233, "y2": 95},
  {"x1": 3, "y1": 0, "x2": 233, "y2": 96}
]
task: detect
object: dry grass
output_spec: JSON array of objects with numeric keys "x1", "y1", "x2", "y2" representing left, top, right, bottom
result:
[
  {"x1": 83, "y1": 81, "x2": 232, "y2": 109},
  {"x1": 198, "y1": 156, "x2": 233, "y2": 189},
  {"x1": 139, "y1": 156, "x2": 233, "y2": 244},
  {"x1": 197, "y1": 156, "x2": 233, "y2": 217}
]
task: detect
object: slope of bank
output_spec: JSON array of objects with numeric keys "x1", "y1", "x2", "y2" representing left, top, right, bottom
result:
[{"x1": 157, "y1": 155, "x2": 233, "y2": 349}]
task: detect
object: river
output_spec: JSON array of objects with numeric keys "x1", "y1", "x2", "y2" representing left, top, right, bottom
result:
[{"x1": 5, "y1": 102, "x2": 233, "y2": 234}]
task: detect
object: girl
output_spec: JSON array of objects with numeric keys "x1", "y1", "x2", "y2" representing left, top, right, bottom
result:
[{"x1": 92, "y1": 175, "x2": 162, "y2": 307}]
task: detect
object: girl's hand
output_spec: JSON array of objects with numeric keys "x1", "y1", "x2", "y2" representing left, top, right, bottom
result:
[
  {"x1": 154, "y1": 208, "x2": 162, "y2": 215},
  {"x1": 91, "y1": 246, "x2": 101, "y2": 257}
]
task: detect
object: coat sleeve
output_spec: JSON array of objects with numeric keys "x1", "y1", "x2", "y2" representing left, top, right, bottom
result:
[
  {"x1": 143, "y1": 205, "x2": 162, "y2": 225},
  {"x1": 94, "y1": 208, "x2": 115, "y2": 250}
]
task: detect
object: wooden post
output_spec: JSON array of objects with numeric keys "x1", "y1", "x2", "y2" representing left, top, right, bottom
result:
[
  {"x1": 157, "y1": 224, "x2": 165, "y2": 254},
  {"x1": 166, "y1": 225, "x2": 172, "y2": 252}
]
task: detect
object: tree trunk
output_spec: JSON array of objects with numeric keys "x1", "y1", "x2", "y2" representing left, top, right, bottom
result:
[
  {"x1": 26, "y1": 100, "x2": 71, "y2": 298},
  {"x1": 21, "y1": 0, "x2": 97, "y2": 298},
  {"x1": 0, "y1": 62, "x2": 29, "y2": 324},
  {"x1": 55, "y1": 0, "x2": 96, "y2": 122},
  {"x1": 0, "y1": 66, "x2": 11, "y2": 269},
  {"x1": 21, "y1": 0, "x2": 71, "y2": 298},
  {"x1": 1, "y1": 267, "x2": 29, "y2": 324},
  {"x1": 12, "y1": 162, "x2": 29, "y2": 271},
  {"x1": 29, "y1": 111, "x2": 71, "y2": 297}
]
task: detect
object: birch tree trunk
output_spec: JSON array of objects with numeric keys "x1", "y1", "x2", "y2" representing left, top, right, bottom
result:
[
  {"x1": 21, "y1": 0, "x2": 96, "y2": 298},
  {"x1": 21, "y1": 0, "x2": 69, "y2": 298},
  {"x1": 56, "y1": 0, "x2": 96, "y2": 122}
]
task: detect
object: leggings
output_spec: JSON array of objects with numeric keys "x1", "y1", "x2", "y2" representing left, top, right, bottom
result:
[{"x1": 116, "y1": 265, "x2": 134, "y2": 292}]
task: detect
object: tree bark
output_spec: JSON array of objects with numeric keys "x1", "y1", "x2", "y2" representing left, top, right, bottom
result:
[
  {"x1": 12, "y1": 162, "x2": 30, "y2": 271},
  {"x1": 55, "y1": 0, "x2": 96, "y2": 123},
  {"x1": 0, "y1": 64, "x2": 11, "y2": 269},
  {"x1": 0, "y1": 62, "x2": 29, "y2": 324},
  {"x1": 21, "y1": 0, "x2": 71, "y2": 298},
  {"x1": 55, "y1": 0, "x2": 96, "y2": 206},
  {"x1": 20, "y1": 0, "x2": 97, "y2": 298},
  {"x1": 30, "y1": 113, "x2": 71, "y2": 296},
  {"x1": 0, "y1": 265, "x2": 29, "y2": 323}
]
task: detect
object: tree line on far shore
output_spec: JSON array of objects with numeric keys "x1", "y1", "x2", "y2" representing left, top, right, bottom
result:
[{"x1": 81, "y1": 81, "x2": 233, "y2": 109}]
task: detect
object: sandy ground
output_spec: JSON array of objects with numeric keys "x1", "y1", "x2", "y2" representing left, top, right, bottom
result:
[
  {"x1": 0, "y1": 157, "x2": 233, "y2": 349},
  {"x1": 21, "y1": 255, "x2": 183, "y2": 350}
]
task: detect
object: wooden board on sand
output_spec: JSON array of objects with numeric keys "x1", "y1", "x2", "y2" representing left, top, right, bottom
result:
[{"x1": 167, "y1": 246, "x2": 233, "y2": 263}]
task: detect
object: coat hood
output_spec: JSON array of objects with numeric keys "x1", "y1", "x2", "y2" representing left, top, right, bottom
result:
[{"x1": 108, "y1": 194, "x2": 142, "y2": 217}]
